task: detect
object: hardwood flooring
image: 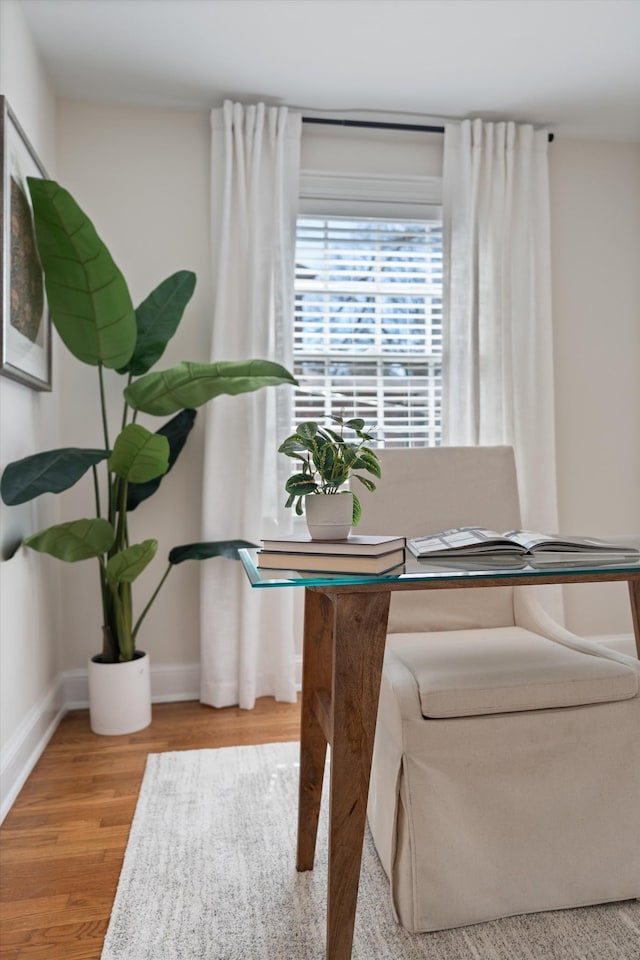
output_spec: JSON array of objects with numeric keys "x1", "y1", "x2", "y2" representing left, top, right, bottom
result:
[{"x1": 0, "y1": 697, "x2": 302, "y2": 960}]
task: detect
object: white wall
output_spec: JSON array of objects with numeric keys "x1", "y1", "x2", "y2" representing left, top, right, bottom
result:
[
  {"x1": 51, "y1": 110, "x2": 639, "y2": 678},
  {"x1": 50, "y1": 111, "x2": 442, "y2": 683},
  {"x1": 300, "y1": 123, "x2": 443, "y2": 177},
  {"x1": 0, "y1": 0, "x2": 61, "y2": 818},
  {"x1": 550, "y1": 139, "x2": 640, "y2": 636},
  {"x1": 55, "y1": 99, "x2": 212, "y2": 672}
]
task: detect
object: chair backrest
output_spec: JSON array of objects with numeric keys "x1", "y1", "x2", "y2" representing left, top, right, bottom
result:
[{"x1": 354, "y1": 446, "x2": 522, "y2": 633}]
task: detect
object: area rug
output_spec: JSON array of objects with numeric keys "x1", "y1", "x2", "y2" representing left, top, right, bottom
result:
[{"x1": 102, "y1": 741, "x2": 640, "y2": 960}]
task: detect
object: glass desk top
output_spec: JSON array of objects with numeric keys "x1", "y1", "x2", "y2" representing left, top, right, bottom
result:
[{"x1": 239, "y1": 538, "x2": 640, "y2": 589}]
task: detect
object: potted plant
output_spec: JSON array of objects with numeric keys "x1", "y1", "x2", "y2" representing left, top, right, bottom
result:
[
  {"x1": 278, "y1": 416, "x2": 381, "y2": 539},
  {"x1": 0, "y1": 178, "x2": 297, "y2": 735}
]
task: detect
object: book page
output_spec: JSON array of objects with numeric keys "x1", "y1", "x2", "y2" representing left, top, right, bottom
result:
[
  {"x1": 504, "y1": 530, "x2": 640, "y2": 554},
  {"x1": 408, "y1": 527, "x2": 523, "y2": 557}
]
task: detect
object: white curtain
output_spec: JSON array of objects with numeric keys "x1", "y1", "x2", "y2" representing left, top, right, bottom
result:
[
  {"x1": 200, "y1": 101, "x2": 301, "y2": 709},
  {"x1": 442, "y1": 119, "x2": 559, "y2": 535}
]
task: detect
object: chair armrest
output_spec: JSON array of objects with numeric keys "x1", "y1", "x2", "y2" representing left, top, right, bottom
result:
[
  {"x1": 382, "y1": 642, "x2": 426, "y2": 722},
  {"x1": 514, "y1": 586, "x2": 640, "y2": 673}
]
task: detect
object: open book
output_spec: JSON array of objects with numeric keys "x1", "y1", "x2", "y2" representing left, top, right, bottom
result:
[{"x1": 407, "y1": 528, "x2": 640, "y2": 562}]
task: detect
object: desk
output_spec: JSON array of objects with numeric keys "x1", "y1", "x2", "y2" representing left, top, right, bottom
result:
[{"x1": 239, "y1": 548, "x2": 640, "y2": 960}]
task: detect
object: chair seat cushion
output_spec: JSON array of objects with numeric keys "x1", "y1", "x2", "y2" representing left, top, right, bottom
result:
[{"x1": 388, "y1": 627, "x2": 639, "y2": 718}]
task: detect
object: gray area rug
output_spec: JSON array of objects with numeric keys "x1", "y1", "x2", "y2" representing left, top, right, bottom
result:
[{"x1": 102, "y1": 741, "x2": 640, "y2": 960}]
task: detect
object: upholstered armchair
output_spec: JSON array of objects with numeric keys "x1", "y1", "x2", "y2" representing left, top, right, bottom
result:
[{"x1": 355, "y1": 446, "x2": 640, "y2": 932}]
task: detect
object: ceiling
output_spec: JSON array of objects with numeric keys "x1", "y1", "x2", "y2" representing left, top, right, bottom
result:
[{"x1": 21, "y1": 0, "x2": 640, "y2": 141}]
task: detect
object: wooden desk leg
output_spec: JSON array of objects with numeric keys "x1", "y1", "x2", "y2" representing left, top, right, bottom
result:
[
  {"x1": 326, "y1": 590, "x2": 391, "y2": 960},
  {"x1": 629, "y1": 580, "x2": 640, "y2": 658},
  {"x1": 297, "y1": 588, "x2": 334, "y2": 871}
]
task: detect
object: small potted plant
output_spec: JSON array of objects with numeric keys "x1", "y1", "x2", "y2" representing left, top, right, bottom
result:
[{"x1": 278, "y1": 416, "x2": 381, "y2": 539}]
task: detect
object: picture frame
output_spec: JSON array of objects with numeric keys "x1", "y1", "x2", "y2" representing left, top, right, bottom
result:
[{"x1": 0, "y1": 96, "x2": 51, "y2": 390}]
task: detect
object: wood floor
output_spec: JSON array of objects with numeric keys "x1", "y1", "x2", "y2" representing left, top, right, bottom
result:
[{"x1": 0, "y1": 697, "x2": 302, "y2": 960}]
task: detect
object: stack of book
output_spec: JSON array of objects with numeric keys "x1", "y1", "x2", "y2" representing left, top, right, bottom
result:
[{"x1": 257, "y1": 534, "x2": 406, "y2": 575}]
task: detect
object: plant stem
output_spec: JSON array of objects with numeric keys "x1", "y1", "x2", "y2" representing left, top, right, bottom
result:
[
  {"x1": 98, "y1": 364, "x2": 113, "y2": 522},
  {"x1": 133, "y1": 564, "x2": 172, "y2": 640},
  {"x1": 115, "y1": 477, "x2": 128, "y2": 551},
  {"x1": 110, "y1": 580, "x2": 134, "y2": 661},
  {"x1": 98, "y1": 364, "x2": 110, "y2": 451},
  {"x1": 120, "y1": 373, "x2": 132, "y2": 432},
  {"x1": 98, "y1": 556, "x2": 109, "y2": 624},
  {"x1": 98, "y1": 558, "x2": 117, "y2": 661},
  {"x1": 328, "y1": 421, "x2": 346, "y2": 490},
  {"x1": 92, "y1": 464, "x2": 101, "y2": 518}
]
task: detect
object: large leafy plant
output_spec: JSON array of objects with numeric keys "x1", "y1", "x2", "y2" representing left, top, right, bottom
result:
[
  {"x1": 0, "y1": 179, "x2": 296, "y2": 663},
  {"x1": 278, "y1": 415, "x2": 381, "y2": 525}
]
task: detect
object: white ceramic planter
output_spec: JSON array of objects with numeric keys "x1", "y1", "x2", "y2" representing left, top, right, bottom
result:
[
  {"x1": 305, "y1": 492, "x2": 353, "y2": 540},
  {"x1": 88, "y1": 651, "x2": 152, "y2": 736}
]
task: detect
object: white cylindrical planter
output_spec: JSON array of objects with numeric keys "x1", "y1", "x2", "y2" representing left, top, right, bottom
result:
[
  {"x1": 88, "y1": 651, "x2": 152, "y2": 736},
  {"x1": 305, "y1": 492, "x2": 353, "y2": 540}
]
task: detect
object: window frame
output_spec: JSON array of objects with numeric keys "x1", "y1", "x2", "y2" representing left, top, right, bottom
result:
[{"x1": 294, "y1": 170, "x2": 444, "y2": 448}]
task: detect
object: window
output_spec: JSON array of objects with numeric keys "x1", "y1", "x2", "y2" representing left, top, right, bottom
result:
[{"x1": 293, "y1": 214, "x2": 443, "y2": 447}]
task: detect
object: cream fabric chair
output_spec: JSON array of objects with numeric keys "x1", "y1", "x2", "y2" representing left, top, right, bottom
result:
[{"x1": 355, "y1": 446, "x2": 640, "y2": 933}]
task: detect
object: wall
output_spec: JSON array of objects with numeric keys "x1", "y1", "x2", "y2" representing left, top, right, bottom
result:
[
  {"x1": 0, "y1": 0, "x2": 61, "y2": 819},
  {"x1": 52, "y1": 110, "x2": 639, "y2": 684},
  {"x1": 1, "y1": 66, "x2": 637, "y2": 818},
  {"x1": 550, "y1": 139, "x2": 640, "y2": 636},
  {"x1": 55, "y1": 99, "x2": 212, "y2": 682},
  {"x1": 300, "y1": 122, "x2": 443, "y2": 177},
  {"x1": 51, "y1": 111, "x2": 443, "y2": 692}
]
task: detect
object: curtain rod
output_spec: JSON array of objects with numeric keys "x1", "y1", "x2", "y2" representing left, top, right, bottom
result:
[{"x1": 302, "y1": 116, "x2": 554, "y2": 143}]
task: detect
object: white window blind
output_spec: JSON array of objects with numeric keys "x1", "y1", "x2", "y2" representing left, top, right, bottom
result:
[{"x1": 293, "y1": 215, "x2": 443, "y2": 447}]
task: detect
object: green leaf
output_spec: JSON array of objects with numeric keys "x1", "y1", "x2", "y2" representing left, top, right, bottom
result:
[
  {"x1": 127, "y1": 409, "x2": 197, "y2": 511},
  {"x1": 343, "y1": 447, "x2": 360, "y2": 467},
  {"x1": 108, "y1": 424, "x2": 170, "y2": 483},
  {"x1": 24, "y1": 518, "x2": 114, "y2": 561},
  {"x1": 106, "y1": 540, "x2": 158, "y2": 583},
  {"x1": 120, "y1": 271, "x2": 197, "y2": 376},
  {"x1": 168, "y1": 540, "x2": 257, "y2": 564},
  {"x1": 285, "y1": 474, "x2": 318, "y2": 496},
  {"x1": 344, "y1": 418, "x2": 366, "y2": 431},
  {"x1": 2, "y1": 537, "x2": 23, "y2": 561},
  {"x1": 313, "y1": 444, "x2": 335, "y2": 478},
  {"x1": 124, "y1": 360, "x2": 298, "y2": 416},
  {"x1": 352, "y1": 474, "x2": 377, "y2": 492},
  {"x1": 278, "y1": 436, "x2": 309, "y2": 459},
  {"x1": 358, "y1": 449, "x2": 382, "y2": 478},
  {"x1": 352, "y1": 494, "x2": 362, "y2": 526},
  {"x1": 296, "y1": 422, "x2": 319, "y2": 441},
  {"x1": 327, "y1": 463, "x2": 349, "y2": 487},
  {"x1": 27, "y1": 178, "x2": 136, "y2": 369},
  {"x1": 284, "y1": 432, "x2": 316, "y2": 454},
  {"x1": 1, "y1": 448, "x2": 110, "y2": 505}
]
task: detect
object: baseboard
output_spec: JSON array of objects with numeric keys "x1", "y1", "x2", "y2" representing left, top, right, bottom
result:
[
  {"x1": 62, "y1": 660, "x2": 203, "y2": 708},
  {"x1": 0, "y1": 678, "x2": 65, "y2": 824}
]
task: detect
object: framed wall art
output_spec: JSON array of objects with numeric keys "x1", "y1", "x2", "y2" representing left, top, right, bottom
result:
[{"x1": 0, "y1": 96, "x2": 51, "y2": 390}]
